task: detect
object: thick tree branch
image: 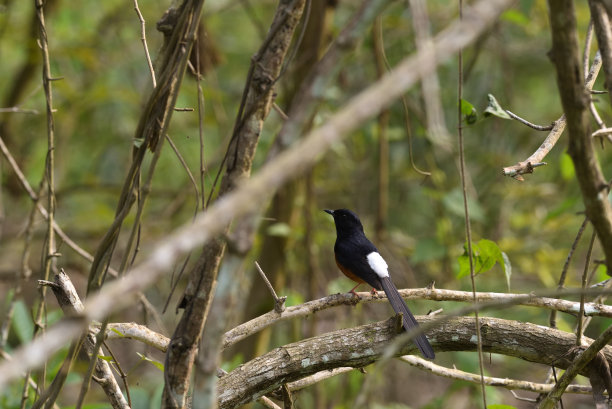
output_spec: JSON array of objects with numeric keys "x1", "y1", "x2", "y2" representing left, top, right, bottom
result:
[
  {"x1": 538, "y1": 323, "x2": 612, "y2": 409},
  {"x1": 217, "y1": 316, "x2": 610, "y2": 409},
  {"x1": 222, "y1": 287, "x2": 612, "y2": 349},
  {"x1": 548, "y1": 0, "x2": 612, "y2": 274}
]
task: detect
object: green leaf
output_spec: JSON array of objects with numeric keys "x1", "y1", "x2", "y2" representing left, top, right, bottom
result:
[
  {"x1": 457, "y1": 251, "x2": 471, "y2": 279},
  {"x1": 501, "y1": 9, "x2": 529, "y2": 26},
  {"x1": 502, "y1": 251, "x2": 512, "y2": 290},
  {"x1": 12, "y1": 300, "x2": 34, "y2": 344},
  {"x1": 97, "y1": 355, "x2": 114, "y2": 362},
  {"x1": 484, "y1": 94, "x2": 511, "y2": 119},
  {"x1": 488, "y1": 405, "x2": 518, "y2": 409},
  {"x1": 266, "y1": 222, "x2": 291, "y2": 237},
  {"x1": 137, "y1": 352, "x2": 164, "y2": 372},
  {"x1": 133, "y1": 138, "x2": 145, "y2": 148},
  {"x1": 560, "y1": 151, "x2": 575, "y2": 181},
  {"x1": 460, "y1": 99, "x2": 478, "y2": 124},
  {"x1": 457, "y1": 239, "x2": 509, "y2": 281},
  {"x1": 476, "y1": 239, "x2": 503, "y2": 273}
]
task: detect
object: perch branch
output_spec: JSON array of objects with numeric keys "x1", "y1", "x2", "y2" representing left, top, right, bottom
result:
[
  {"x1": 91, "y1": 287, "x2": 612, "y2": 356},
  {"x1": 217, "y1": 316, "x2": 611, "y2": 409},
  {"x1": 222, "y1": 287, "x2": 612, "y2": 349}
]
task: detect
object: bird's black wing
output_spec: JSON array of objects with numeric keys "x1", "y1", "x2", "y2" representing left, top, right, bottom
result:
[{"x1": 334, "y1": 235, "x2": 383, "y2": 290}]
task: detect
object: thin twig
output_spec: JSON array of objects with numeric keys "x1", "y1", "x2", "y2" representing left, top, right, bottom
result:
[
  {"x1": 272, "y1": 103, "x2": 289, "y2": 121},
  {"x1": 400, "y1": 355, "x2": 594, "y2": 394},
  {"x1": 0, "y1": 135, "x2": 119, "y2": 277},
  {"x1": 377, "y1": 15, "x2": 430, "y2": 176},
  {"x1": 505, "y1": 109, "x2": 554, "y2": 131},
  {"x1": 502, "y1": 51, "x2": 602, "y2": 178},
  {"x1": 32, "y1": 0, "x2": 58, "y2": 398},
  {"x1": 458, "y1": 1, "x2": 487, "y2": 406},
  {"x1": 551, "y1": 217, "x2": 589, "y2": 328},
  {"x1": 0, "y1": 107, "x2": 39, "y2": 114},
  {"x1": 193, "y1": 29, "x2": 207, "y2": 210},
  {"x1": 577, "y1": 230, "x2": 596, "y2": 346},
  {"x1": 133, "y1": 0, "x2": 156, "y2": 88},
  {"x1": 584, "y1": 20, "x2": 607, "y2": 131},
  {"x1": 165, "y1": 134, "x2": 200, "y2": 208},
  {"x1": 255, "y1": 261, "x2": 286, "y2": 313}
]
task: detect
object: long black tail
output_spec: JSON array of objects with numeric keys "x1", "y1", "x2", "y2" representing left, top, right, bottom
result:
[{"x1": 380, "y1": 276, "x2": 435, "y2": 359}]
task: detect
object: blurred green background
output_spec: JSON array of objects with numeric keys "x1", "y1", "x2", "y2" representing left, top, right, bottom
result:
[{"x1": 0, "y1": 0, "x2": 609, "y2": 408}]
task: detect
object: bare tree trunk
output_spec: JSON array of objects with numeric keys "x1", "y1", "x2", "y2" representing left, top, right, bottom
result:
[{"x1": 162, "y1": 2, "x2": 307, "y2": 407}]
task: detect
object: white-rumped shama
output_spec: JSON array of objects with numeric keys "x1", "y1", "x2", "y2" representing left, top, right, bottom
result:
[{"x1": 325, "y1": 208, "x2": 435, "y2": 359}]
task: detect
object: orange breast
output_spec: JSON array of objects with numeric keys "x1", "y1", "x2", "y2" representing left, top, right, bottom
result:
[{"x1": 335, "y1": 255, "x2": 364, "y2": 283}]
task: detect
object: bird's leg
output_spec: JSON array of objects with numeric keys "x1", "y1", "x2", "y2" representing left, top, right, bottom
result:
[
  {"x1": 370, "y1": 288, "x2": 380, "y2": 298},
  {"x1": 348, "y1": 282, "x2": 362, "y2": 298}
]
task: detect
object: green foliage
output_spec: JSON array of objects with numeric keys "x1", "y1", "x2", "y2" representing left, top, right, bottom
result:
[
  {"x1": 457, "y1": 239, "x2": 512, "y2": 289},
  {"x1": 560, "y1": 151, "x2": 575, "y2": 181},
  {"x1": 483, "y1": 94, "x2": 511, "y2": 120},
  {"x1": 0, "y1": 0, "x2": 605, "y2": 407},
  {"x1": 266, "y1": 222, "x2": 292, "y2": 237},
  {"x1": 11, "y1": 300, "x2": 33, "y2": 344},
  {"x1": 137, "y1": 352, "x2": 164, "y2": 372},
  {"x1": 460, "y1": 98, "x2": 478, "y2": 124}
]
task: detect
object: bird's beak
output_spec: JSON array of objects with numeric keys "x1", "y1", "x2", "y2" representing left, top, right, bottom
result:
[{"x1": 324, "y1": 209, "x2": 334, "y2": 216}]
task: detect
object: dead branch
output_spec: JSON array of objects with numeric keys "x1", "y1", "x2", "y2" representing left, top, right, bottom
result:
[{"x1": 38, "y1": 271, "x2": 128, "y2": 409}]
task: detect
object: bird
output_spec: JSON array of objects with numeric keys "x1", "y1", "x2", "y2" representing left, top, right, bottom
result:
[{"x1": 325, "y1": 208, "x2": 435, "y2": 359}]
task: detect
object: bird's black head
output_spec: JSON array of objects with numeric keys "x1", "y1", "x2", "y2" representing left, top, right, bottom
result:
[{"x1": 324, "y1": 208, "x2": 364, "y2": 238}]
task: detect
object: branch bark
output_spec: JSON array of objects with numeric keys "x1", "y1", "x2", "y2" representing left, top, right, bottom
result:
[
  {"x1": 222, "y1": 287, "x2": 612, "y2": 350},
  {"x1": 548, "y1": 0, "x2": 612, "y2": 274},
  {"x1": 38, "y1": 271, "x2": 128, "y2": 409},
  {"x1": 217, "y1": 316, "x2": 609, "y2": 409}
]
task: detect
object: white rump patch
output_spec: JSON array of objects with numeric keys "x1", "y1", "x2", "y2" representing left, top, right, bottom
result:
[{"x1": 366, "y1": 252, "x2": 389, "y2": 278}]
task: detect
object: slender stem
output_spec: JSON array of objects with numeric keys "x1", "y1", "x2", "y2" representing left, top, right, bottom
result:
[
  {"x1": 457, "y1": 0, "x2": 487, "y2": 407},
  {"x1": 576, "y1": 230, "x2": 596, "y2": 346},
  {"x1": 133, "y1": 0, "x2": 156, "y2": 88}
]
